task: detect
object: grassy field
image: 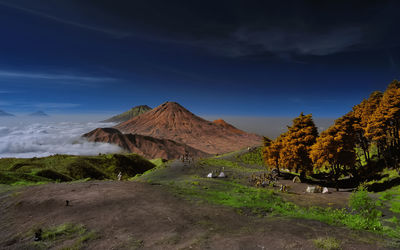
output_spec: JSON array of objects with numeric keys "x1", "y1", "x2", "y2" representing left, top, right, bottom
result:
[{"x1": 0, "y1": 153, "x2": 155, "y2": 186}]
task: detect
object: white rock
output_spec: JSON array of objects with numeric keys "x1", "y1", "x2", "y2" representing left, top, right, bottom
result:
[
  {"x1": 306, "y1": 186, "x2": 315, "y2": 193},
  {"x1": 207, "y1": 172, "x2": 213, "y2": 178},
  {"x1": 218, "y1": 172, "x2": 226, "y2": 178},
  {"x1": 322, "y1": 187, "x2": 329, "y2": 194}
]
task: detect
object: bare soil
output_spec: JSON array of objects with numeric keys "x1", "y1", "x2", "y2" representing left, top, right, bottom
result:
[{"x1": 0, "y1": 180, "x2": 391, "y2": 249}]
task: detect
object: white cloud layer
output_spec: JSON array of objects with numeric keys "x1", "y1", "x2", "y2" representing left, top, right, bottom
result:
[{"x1": 0, "y1": 117, "x2": 122, "y2": 158}]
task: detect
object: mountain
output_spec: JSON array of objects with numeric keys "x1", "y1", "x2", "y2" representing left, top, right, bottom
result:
[
  {"x1": 29, "y1": 111, "x2": 48, "y2": 116},
  {"x1": 102, "y1": 105, "x2": 152, "y2": 123},
  {"x1": 114, "y1": 102, "x2": 262, "y2": 154},
  {"x1": 83, "y1": 128, "x2": 209, "y2": 159},
  {"x1": 213, "y1": 119, "x2": 246, "y2": 135},
  {"x1": 0, "y1": 110, "x2": 14, "y2": 116}
]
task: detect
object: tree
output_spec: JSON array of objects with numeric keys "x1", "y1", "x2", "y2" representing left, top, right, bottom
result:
[
  {"x1": 262, "y1": 132, "x2": 287, "y2": 175},
  {"x1": 310, "y1": 115, "x2": 357, "y2": 191},
  {"x1": 352, "y1": 91, "x2": 383, "y2": 163},
  {"x1": 279, "y1": 113, "x2": 318, "y2": 174},
  {"x1": 366, "y1": 80, "x2": 400, "y2": 168},
  {"x1": 263, "y1": 136, "x2": 272, "y2": 147}
]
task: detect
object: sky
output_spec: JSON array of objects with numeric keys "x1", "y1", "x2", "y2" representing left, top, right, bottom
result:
[{"x1": 0, "y1": 0, "x2": 399, "y2": 118}]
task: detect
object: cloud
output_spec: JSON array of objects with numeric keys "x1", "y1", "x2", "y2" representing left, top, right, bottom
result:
[
  {"x1": 0, "y1": 1, "x2": 130, "y2": 38},
  {"x1": 0, "y1": 119, "x2": 122, "y2": 158},
  {"x1": 0, "y1": 70, "x2": 116, "y2": 82},
  {"x1": 33, "y1": 103, "x2": 80, "y2": 109},
  {"x1": 228, "y1": 26, "x2": 364, "y2": 57}
]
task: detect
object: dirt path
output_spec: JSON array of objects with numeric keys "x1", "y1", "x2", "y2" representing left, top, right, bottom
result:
[{"x1": 0, "y1": 180, "x2": 390, "y2": 249}]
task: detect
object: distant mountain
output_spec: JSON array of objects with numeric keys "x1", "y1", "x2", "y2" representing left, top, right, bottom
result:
[
  {"x1": 114, "y1": 102, "x2": 262, "y2": 154},
  {"x1": 83, "y1": 127, "x2": 209, "y2": 159},
  {"x1": 29, "y1": 111, "x2": 48, "y2": 116},
  {"x1": 102, "y1": 105, "x2": 152, "y2": 123},
  {"x1": 0, "y1": 110, "x2": 14, "y2": 116}
]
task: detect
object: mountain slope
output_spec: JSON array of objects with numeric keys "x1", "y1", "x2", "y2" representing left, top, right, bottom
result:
[
  {"x1": 114, "y1": 102, "x2": 262, "y2": 154},
  {"x1": 102, "y1": 105, "x2": 151, "y2": 123},
  {"x1": 0, "y1": 110, "x2": 14, "y2": 116},
  {"x1": 213, "y1": 119, "x2": 246, "y2": 135},
  {"x1": 83, "y1": 127, "x2": 209, "y2": 159}
]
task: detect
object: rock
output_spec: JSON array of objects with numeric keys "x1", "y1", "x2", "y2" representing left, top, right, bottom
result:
[
  {"x1": 218, "y1": 172, "x2": 226, "y2": 178},
  {"x1": 306, "y1": 186, "x2": 315, "y2": 193},
  {"x1": 322, "y1": 187, "x2": 329, "y2": 194}
]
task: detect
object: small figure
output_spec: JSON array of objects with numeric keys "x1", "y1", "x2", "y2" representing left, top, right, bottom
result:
[
  {"x1": 65, "y1": 200, "x2": 70, "y2": 206},
  {"x1": 34, "y1": 229, "x2": 42, "y2": 241},
  {"x1": 117, "y1": 172, "x2": 122, "y2": 181}
]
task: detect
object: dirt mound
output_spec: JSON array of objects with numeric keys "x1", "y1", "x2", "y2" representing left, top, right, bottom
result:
[
  {"x1": 83, "y1": 127, "x2": 209, "y2": 159},
  {"x1": 213, "y1": 119, "x2": 246, "y2": 135},
  {"x1": 114, "y1": 102, "x2": 262, "y2": 154}
]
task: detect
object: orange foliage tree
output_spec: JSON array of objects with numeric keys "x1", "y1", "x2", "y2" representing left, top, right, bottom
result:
[
  {"x1": 279, "y1": 113, "x2": 318, "y2": 174},
  {"x1": 310, "y1": 115, "x2": 357, "y2": 190}
]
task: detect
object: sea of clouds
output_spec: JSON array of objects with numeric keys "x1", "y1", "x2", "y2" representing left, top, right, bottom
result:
[{"x1": 0, "y1": 115, "x2": 122, "y2": 158}]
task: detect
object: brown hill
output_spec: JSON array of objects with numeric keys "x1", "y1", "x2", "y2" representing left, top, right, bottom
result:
[
  {"x1": 213, "y1": 119, "x2": 246, "y2": 135},
  {"x1": 83, "y1": 128, "x2": 209, "y2": 159},
  {"x1": 114, "y1": 102, "x2": 262, "y2": 154}
]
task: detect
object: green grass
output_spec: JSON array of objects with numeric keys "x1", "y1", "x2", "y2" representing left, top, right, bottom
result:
[
  {"x1": 313, "y1": 237, "x2": 341, "y2": 250},
  {"x1": 0, "y1": 153, "x2": 155, "y2": 186},
  {"x1": 379, "y1": 185, "x2": 400, "y2": 214},
  {"x1": 235, "y1": 147, "x2": 264, "y2": 166},
  {"x1": 197, "y1": 158, "x2": 262, "y2": 173},
  {"x1": 32, "y1": 223, "x2": 98, "y2": 250}
]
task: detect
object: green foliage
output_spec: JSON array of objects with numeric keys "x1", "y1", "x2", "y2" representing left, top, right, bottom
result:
[
  {"x1": 0, "y1": 153, "x2": 155, "y2": 185},
  {"x1": 198, "y1": 158, "x2": 261, "y2": 173},
  {"x1": 313, "y1": 237, "x2": 341, "y2": 250}
]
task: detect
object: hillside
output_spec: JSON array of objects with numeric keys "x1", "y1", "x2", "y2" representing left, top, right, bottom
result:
[
  {"x1": 102, "y1": 105, "x2": 151, "y2": 123},
  {"x1": 0, "y1": 153, "x2": 155, "y2": 185},
  {"x1": 114, "y1": 102, "x2": 262, "y2": 154},
  {"x1": 83, "y1": 128, "x2": 209, "y2": 159},
  {"x1": 0, "y1": 110, "x2": 14, "y2": 116}
]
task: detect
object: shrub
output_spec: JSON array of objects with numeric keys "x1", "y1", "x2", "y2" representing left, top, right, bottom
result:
[
  {"x1": 67, "y1": 160, "x2": 108, "y2": 180},
  {"x1": 36, "y1": 169, "x2": 72, "y2": 182}
]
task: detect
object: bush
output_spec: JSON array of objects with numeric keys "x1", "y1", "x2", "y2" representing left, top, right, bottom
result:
[
  {"x1": 349, "y1": 188, "x2": 382, "y2": 230},
  {"x1": 36, "y1": 169, "x2": 72, "y2": 182},
  {"x1": 67, "y1": 160, "x2": 108, "y2": 180},
  {"x1": 112, "y1": 154, "x2": 155, "y2": 177}
]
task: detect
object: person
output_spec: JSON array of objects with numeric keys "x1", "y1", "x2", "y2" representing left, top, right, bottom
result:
[{"x1": 117, "y1": 172, "x2": 122, "y2": 181}]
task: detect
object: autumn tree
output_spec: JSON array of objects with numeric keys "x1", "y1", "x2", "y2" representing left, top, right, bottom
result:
[
  {"x1": 352, "y1": 91, "x2": 383, "y2": 163},
  {"x1": 310, "y1": 115, "x2": 357, "y2": 191},
  {"x1": 262, "y1": 133, "x2": 287, "y2": 175},
  {"x1": 366, "y1": 80, "x2": 400, "y2": 168},
  {"x1": 279, "y1": 113, "x2": 318, "y2": 175}
]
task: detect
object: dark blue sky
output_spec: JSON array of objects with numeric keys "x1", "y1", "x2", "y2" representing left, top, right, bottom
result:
[{"x1": 0, "y1": 0, "x2": 399, "y2": 117}]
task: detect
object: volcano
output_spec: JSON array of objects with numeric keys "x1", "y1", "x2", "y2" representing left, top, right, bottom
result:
[{"x1": 114, "y1": 102, "x2": 261, "y2": 154}]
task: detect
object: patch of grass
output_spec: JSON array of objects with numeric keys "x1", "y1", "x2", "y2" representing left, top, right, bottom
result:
[
  {"x1": 236, "y1": 147, "x2": 264, "y2": 166},
  {"x1": 313, "y1": 237, "x2": 341, "y2": 250},
  {"x1": 378, "y1": 185, "x2": 400, "y2": 214},
  {"x1": 32, "y1": 223, "x2": 97, "y2": 250}
]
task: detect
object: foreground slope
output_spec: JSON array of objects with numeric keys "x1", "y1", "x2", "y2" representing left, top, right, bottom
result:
[
  {"x1": 102, "y1": 105, "x2": 152, "y2": 123},
  {"x1": 115, "y1": 102, "x2": 262, "y2": 154},
  {"x1": 83, "y1": 128, "x2": 209, "y2": 159}
]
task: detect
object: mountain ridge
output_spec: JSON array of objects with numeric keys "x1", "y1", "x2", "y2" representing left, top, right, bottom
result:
[{"x1": 102, "y1": 105, "x2": 152, "y2": 123}]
